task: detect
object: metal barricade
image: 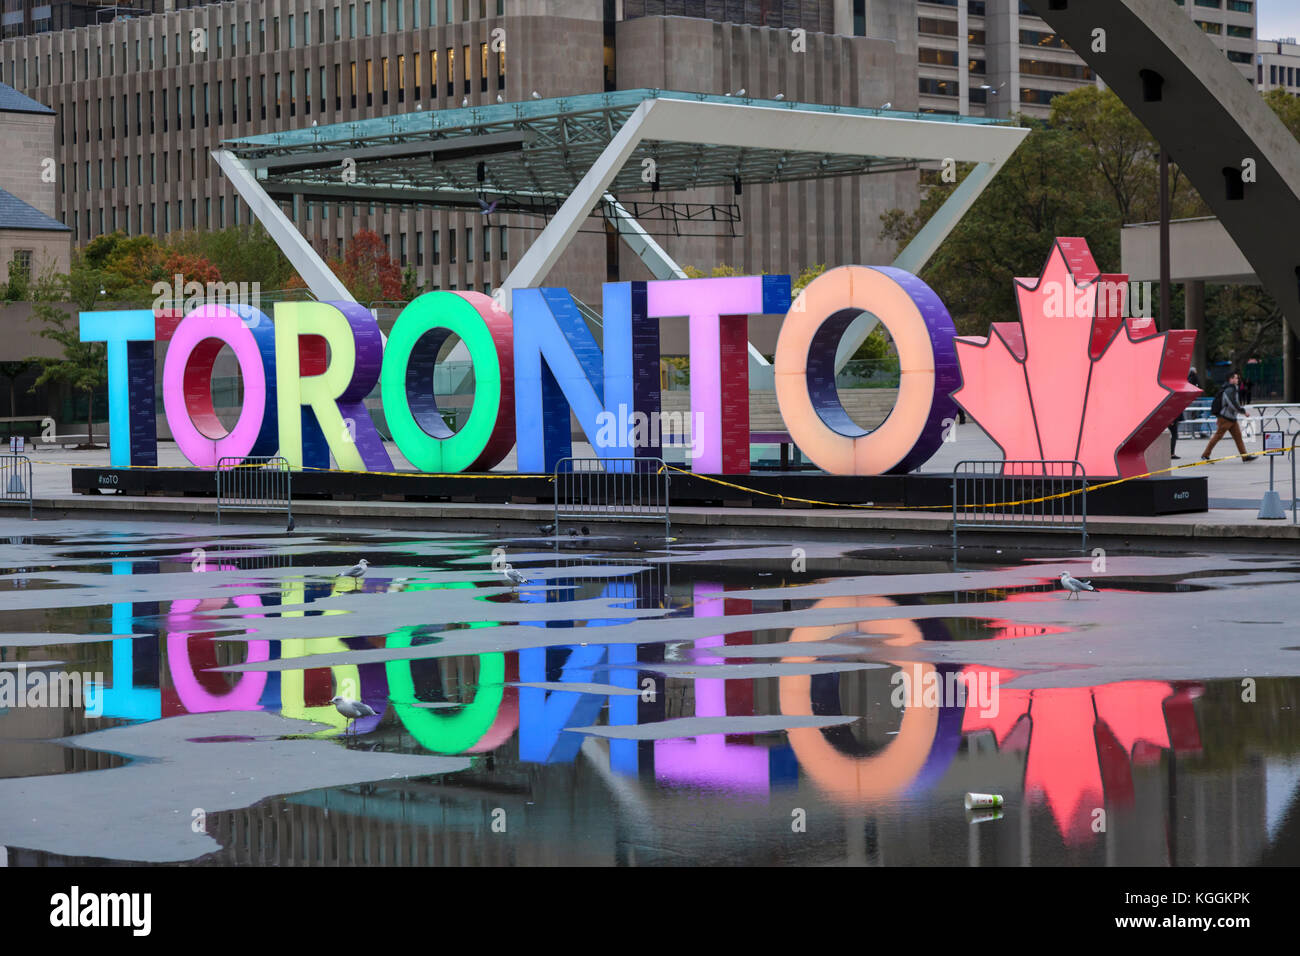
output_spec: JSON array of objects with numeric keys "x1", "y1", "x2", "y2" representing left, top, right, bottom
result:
[
  {"x1": 216, "y1": 456, "x2": 292, "y2": 528},
  {"x1": 952, "y1": 460, "x2": 1087, "y2": 552},
  {"x1": 1291, "y1": 431, "x2": 1300, "y2": 525},
  {"x1": 0, "y1": 455, "x2": 33, "y2": 518},
  {"x1": 554, "y1": 457, "x2": 670, "y2": 536}
]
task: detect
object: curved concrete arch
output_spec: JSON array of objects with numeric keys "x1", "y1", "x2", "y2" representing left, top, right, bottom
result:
[{"x1": 1024, "y1": 0, "x2": 1300, "y2": 340}]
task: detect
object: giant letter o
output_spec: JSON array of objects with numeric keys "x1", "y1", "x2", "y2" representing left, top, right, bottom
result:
[
  {"x1": 774, "y1": 266, "x2": 959, "y2": 475},
  {"x1": 163, "y1": 305, "x2": 274, "y2": 468},
  {"x1": 381, "y1": 291, "x2": 515, "y2": 472}
]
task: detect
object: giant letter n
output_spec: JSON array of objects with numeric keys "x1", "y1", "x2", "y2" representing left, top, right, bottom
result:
[{"x1": 513, "y1": 281, "x2": 657, "y2": 473}]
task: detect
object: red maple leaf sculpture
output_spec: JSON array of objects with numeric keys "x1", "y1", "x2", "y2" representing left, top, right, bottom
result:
[{"x1": 953, "y1": 238, "x2": 1200, "y2": 477}]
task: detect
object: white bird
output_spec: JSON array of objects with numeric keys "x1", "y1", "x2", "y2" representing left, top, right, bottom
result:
[
  {"x1": 461, "y1": 96, "x2": 469, "y2": 107},
  {"x1": 332, "y1": 696, "x2": 377, "y2": 735},
  {"x1": 496, "y1": 94, "x2": 504, "y2": 103},
  {"x1": 881, "y1": 102, "x2": 892, "y2": 110},
  {"x1": 530, "y1": 90, "x2": 540, "y2": 99},
  {"x1": 502, "y1": 564, "x2": 529, "y2": 589},
  {"x1": 773, "y1": 92, "x2": 785, "y2": 100},
  {"x1": 340, "y1": 558, "x2": 369, "y2": 579},
  {"x1": 1059, "y1": 571, "x2": 1098, "y2": 600}
]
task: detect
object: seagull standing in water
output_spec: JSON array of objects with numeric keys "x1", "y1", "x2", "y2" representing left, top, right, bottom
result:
[
  {"x1": 502, "y1": 564, "x2": 529, "y2": 589},
  {"x1": 1059, "y1": 571, "x2": 1098, "y2": 600},
  {"x1": 340, "y1": 558, "x2": 369, "y2": 579},
  {"x1": 332, "y1": 696, "x2": 377, "y2": 735}
]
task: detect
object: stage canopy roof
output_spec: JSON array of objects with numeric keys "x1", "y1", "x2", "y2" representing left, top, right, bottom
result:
[{"x1": 220, "y1": 88, "x2": 1013, "y2": 217}]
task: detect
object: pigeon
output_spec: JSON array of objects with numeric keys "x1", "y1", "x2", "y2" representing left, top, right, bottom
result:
[
  {"x1": 1059, "y1": 571, "x2": 1098, "y2": 600},
  {"x1": 502, "y1": 565, "x2": 529, "y2": 588},
  {"x1": 569, "y1": 529, "x2": 579, "y2": 537},
  {"x1": 538, "y1": 523, "x2": 556, "y2": 535},
  {"x1": 340, "y1": 558, "x2": 369, "y2": 579},
  {"x1": 286, "y1": 516, "x2": 295, "y2": 532},
  {"x1": 477, "y1": 196, "x2": 499, "y2": 216},
  {"x1": 332, "y1": 696, "x2": 377, "y2": 735},
  {"x1": 581, "y1": 525, "x2": 590, "y2": 536}
]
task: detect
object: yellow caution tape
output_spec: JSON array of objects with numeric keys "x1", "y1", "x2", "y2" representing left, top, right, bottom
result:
[{"x1": 26, "y1": 445, "x2": 1293, "y2": 512}]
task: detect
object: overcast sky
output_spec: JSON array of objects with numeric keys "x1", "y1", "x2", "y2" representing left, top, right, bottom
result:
[{"x1": 1258, "y1": 0, "x2": 1300, "y2": 41}]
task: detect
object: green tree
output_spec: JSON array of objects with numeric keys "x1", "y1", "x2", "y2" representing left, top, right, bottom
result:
[
  {"x1": 401, "y1": 265, "x2": 419, "y2": 301},
  {"x1": 883, "y1": 119, "x2": 1121, "y2": 335},
  {"x1": 27, "y1": 267, "x2": 105, "y2": 448}
]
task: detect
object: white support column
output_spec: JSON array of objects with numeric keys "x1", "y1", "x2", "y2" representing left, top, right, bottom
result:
[
  {"x1": 497, "y1": 100, "x2": 656, "y2": 311},
  {"x1": 212, "y1": 148, "x2": 356, "y2": 303}
]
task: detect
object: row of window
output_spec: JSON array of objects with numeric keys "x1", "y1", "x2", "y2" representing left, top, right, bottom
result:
[
  {"x1": 1265, "y1": 63, "x2": 1300, "y2": 88},
  {"x1": 919, "y1": 79, "x2": 1070, "y2": 105},
  {"x1": 0, "y1": 0, "x2": 506, "y2": 86},
  {"x1": 1177, "y1": 0, "x2": 1255, "y2": 11},
  {"x1": 58, "y1": 47, "x2": 505, "y2": 146}
]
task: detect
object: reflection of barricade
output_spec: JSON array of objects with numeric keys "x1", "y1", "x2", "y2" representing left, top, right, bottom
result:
[
  {"x1": 952, "y1": 460, "x2": 1087, "y2": 553},
  {"x1": 0, "y1": 455, "x2": 32, "y2": 518},
  {"x1": 202, "y1": 544, "x2": 296, "y2": 570},
  {"x1": 216, "y1": 456, "x2": 292, "y2": 528},
  {"x1": 544, "y1": 555, "x2": 672, "y2": 610},
  {"x1": 553, "y1": 457, "x2": 670, "y2": 537}
]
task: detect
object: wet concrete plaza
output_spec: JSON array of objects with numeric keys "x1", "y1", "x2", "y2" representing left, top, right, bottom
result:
[{"x1": 1, "y1": 517, "x2": 1299, "y2": 866}]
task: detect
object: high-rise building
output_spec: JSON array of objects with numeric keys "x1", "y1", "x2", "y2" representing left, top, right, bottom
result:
[
  {"x1": 858, "y1": 0, "x2": 1257, "y2": 120},
  {"x1": 0, "y1": 0, "x2": 918, "y2": 304}
]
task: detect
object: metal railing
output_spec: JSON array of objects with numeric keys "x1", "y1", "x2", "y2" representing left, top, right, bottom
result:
[
  {"x1": 1291, "y1": 431, "x2": 1300, "y2": 525},
  {"x1": 952, "y1": 459, "x2": 1087, "y2": 552},
  {"x1": 0, "y1": 455, "x2": 33, "y2": 518},
  {"x1": 216, "y1": 456, "x2": 292, "y2": 528},
  {"x1": 554, "y1": 457, "x2": 670, "y2": 537}
]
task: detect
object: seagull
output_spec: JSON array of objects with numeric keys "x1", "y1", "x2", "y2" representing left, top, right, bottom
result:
[
  {"x1": 332, "y1": 696, "x2": 377, "y2": 735},
  {"x1": 881, "y1": 102, "x2": 892, "y2": 110},
  {"x1": 735, "y1": 88, "x2": 746, "y2": 97},
  {"x1": 773, "y1": 92, "x2": 785, "y2": 100},
  {"x1": 531, "y1": 90, "x2": 540, "y2": 99},
  {"x1": 340, "y1": 558, "x2": 369, "y2": 579},
  {"x1": 461, "y1": 96, "x2": 469, "y2": 107},
  {"x1": 502, "y1": 564, "x2": 529, "y2": 589},
  {"x1": 1059, "y1": 572, "x2": 1098, "y2": 600},
  {"x1": 496, "y1": 94, "x2": 504, "y2": 103}
]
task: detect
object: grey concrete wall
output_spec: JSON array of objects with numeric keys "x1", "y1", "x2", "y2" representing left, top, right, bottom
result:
[{"x1": 0, "y1": 109, "x2": 58, "y2": 218}]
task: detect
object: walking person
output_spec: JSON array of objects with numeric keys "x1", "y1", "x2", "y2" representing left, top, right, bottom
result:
[
  {"x1": 1201, "y1": 371, "x2": 1258, "y2": 462},
  {"x1": 1169, "y1": 366, "x2": 1200, "y2": 460}
]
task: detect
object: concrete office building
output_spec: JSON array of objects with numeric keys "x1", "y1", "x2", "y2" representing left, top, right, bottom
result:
[
  {"x1": 0, "y1": 82, "x2": 71, "y2": 286},
  {"x1": 0, "y1": 0, "x2": 920, "y2": 307},
  {"x1": 894, "y1": 0, "x2": 1256, "y2": 119},
  {"x1": 1257, "y1": 37, "x2": 1300, "y2": 95}
]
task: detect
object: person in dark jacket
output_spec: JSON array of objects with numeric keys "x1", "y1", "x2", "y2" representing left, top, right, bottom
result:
[{"x1": 1201, "y1": 372, "x2": 1258, "y2": 462}]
